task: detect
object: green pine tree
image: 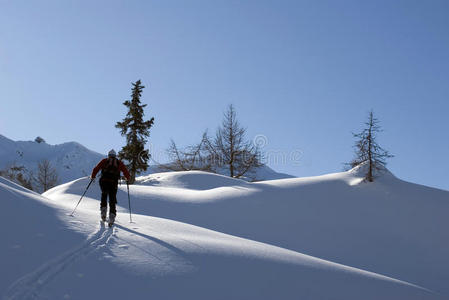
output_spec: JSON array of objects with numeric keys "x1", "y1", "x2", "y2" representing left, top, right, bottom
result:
[{"x1": 116, "y1": 80, "x2": 155, "y2": 183}]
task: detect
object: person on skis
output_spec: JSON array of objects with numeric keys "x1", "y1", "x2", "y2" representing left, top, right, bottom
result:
[{"x1": 91, "y1": 149, "x2": 130, "y2": 225}]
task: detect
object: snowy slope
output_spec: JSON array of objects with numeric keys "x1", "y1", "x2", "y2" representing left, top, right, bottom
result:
[
  {"x1": 0, "y1": 177, "x2": 86, "y2": 298},
  {"x1": 44, "y1": 166, "x2": 449, "y2": 298},
  {"x1": 2, "y1": 176, "x2": 442, "y2": 300}
]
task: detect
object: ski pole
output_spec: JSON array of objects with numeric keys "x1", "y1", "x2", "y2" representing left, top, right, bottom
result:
[
  {"x1": 127, "y1": 181, "x2": 133, "y2": 223},
  {"x1": 69, "y1": 177, "x2": 94, "y2": 216}
]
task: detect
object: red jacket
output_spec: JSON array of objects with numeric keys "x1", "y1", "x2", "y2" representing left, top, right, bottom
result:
[{"x1": 91, "y1": 158, "x2": 130, "y2": 181}]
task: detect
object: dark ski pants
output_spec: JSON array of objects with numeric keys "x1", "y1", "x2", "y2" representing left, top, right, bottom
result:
[{"x1": 99, "y1": 179, "x2": 118, "y2": 215}]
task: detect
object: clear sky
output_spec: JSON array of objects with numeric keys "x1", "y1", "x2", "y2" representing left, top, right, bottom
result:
[{"x1": 1, "y1": 0, "x2": 448, "y2": 190}]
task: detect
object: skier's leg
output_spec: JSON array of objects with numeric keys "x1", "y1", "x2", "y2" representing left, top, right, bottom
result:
[
  {"x1": 108, "y1": 184, "x2": 118, "y2": 225},
  {"x1": 100, "y1": 180, "x2": 108, "y2": 221},
  {"x1": 109, "y1": 185, "x2": 117, "y2": 216}
]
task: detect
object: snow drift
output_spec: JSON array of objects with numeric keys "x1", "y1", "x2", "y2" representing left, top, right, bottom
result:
[
  {"x1": 2, "y1": 167, "x2": 446, "y2": 299},
  {"x1": 38, "y1": 166, "x2": 449, "y2": 299}
]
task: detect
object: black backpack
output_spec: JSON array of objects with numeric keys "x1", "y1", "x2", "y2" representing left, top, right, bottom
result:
[{"x1": 101, "y1": 157, "x2": 120, "y2": 181}]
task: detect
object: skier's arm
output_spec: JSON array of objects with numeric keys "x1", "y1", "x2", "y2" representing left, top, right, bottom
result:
[
  {"x1": 119, "y1": 161, "x2": 130, "y2": 181},
  {"x1": 91, "y1": 159, "x2": 107, "y2": 179}
]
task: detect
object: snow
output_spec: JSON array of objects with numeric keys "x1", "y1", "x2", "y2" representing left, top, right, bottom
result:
[
  {"x1": 0, "y1": 177, "x2": 86, "y2": 298},
  {"x1": 1, "y1": 164, "x2": 448, "y2": 299},
  {"x1": 136, "y1": 170, "x2": 251, "y2": 190}
]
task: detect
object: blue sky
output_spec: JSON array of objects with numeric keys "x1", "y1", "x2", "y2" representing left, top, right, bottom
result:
[{"x1": 1, "y1": 0, "x2": 448, "y2": 190}]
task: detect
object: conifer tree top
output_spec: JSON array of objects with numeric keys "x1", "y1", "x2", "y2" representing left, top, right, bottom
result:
[{"x1": 115, "y1": 80, "x2": 155, "y2": 183}]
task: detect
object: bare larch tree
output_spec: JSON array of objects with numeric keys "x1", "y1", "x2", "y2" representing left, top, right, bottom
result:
[
  {"x1": 349, "y1": 110, "x2": 393, "y2": 182},
  {"x1": 163, "y1": 131, "x2": 213, "y2": 172},
  {"x1": 0, "y1": 165, "x2": 34, "y2": 190},
  {"x1": 211, "y1": 104, "x2": 261, "y2": 178},
  {"x1": 36, "y1": 159, "x2": 59, "y2": 192}
]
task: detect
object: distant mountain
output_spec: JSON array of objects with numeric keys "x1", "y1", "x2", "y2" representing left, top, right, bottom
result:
[
  {"x1": 0, "y1": 134, "x2": 294, "y2": 186},
  {"x1": 0, "y1": 134, "x2": 104, "y2": 184},
  {"x1": 244, "y1": 164, "x2": 295, "y2": 181}
]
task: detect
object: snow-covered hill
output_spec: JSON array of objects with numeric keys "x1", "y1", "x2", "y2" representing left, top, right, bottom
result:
[
  {"x1": 2, "y1": 171, "x2": 444, "y2": 300},
  {"x1": 0, "y1": 134, "x2": 293, "y2": 185},
  {"x1": 38, "y1": 166, "x2": 449, "y2": 299},
  {"x1": 2, "y1": 134, "x2": 448, "y2": 298},
  {"x1": 129, "y1": 167, "x2": 448, "y2": 296}
]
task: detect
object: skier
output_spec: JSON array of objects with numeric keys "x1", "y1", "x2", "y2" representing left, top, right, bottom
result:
[{"x1": 91, "y1": 149, "x2": 130, "y2": 226}]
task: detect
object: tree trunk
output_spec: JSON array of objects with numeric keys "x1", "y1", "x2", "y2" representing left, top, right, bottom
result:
[{"x1": 367, "y1": 118, "x2": 373, "y2": 182}]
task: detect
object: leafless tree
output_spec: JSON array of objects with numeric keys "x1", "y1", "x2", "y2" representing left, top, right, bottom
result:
[
  {"x1": 36, "y1": 159, "x2": 59, "y2": 192},
  {"x1": 0, "y1": 165, "x2": 34, "y2": 190},
  {"x1": 164, "y1": 105, "x2": 262, "y2": 179},
  {"x1": 161, "y1": 131, "x2": 213, "y2": 172},
  {"x1": 349, "y1": 110, "x2": 393, "y2": 182},
  {"x1": 211, "y1": 104, "x2": 261, "y2": 178}
]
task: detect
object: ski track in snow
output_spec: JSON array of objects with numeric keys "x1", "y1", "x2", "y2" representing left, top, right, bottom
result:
[{"x1": 3, "y1": 224, "x2": 114, "y2": 300}]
